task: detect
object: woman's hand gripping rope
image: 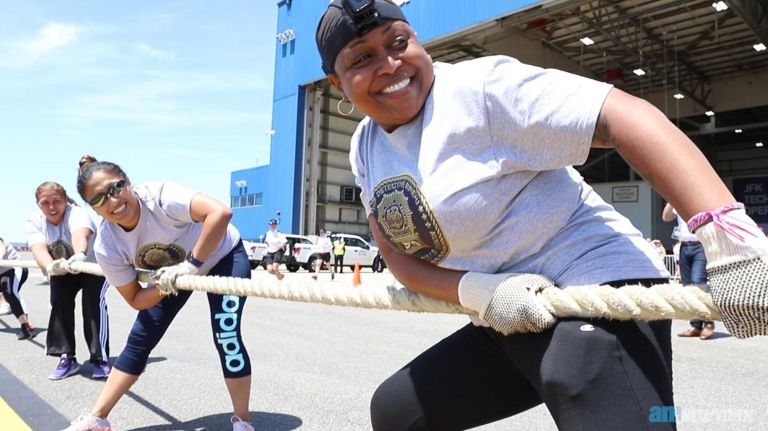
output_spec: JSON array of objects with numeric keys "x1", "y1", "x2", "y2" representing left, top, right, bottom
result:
[
  {"x1": 45, "y1": 259, "x2": 70, "y2": 276},
  {"x1": 151, "y1": 261, "x2": 200, "y2": 296},
  {"x1": 458, "y1": 272, "x2": 557, "y2": 335},
  {"x1": 691, "y1": 204, "x2": 768, "y2": 338}
]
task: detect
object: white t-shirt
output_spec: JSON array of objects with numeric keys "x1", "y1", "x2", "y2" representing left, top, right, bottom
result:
[
  {"x1": 672, "y1": 208, "x2": 698, "y2": 242},
  {"x1": 25, "y1": 204, "x2": 97, "y2": 262},
  {"x1": 317, "y1": 236, "x2": 332, "y2": 254},
  {"x1": 94, "y1": 181, "x2": 240, "y2": 287},
  {"x1": 264, "y1": 229, "x2": 287, "y2": 253},
  {"x1": 350, "y1": 56, "x2": 667, "y2": 287}
]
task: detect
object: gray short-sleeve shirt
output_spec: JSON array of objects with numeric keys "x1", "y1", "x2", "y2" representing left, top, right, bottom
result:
[{"x1": 350, "y1": 56, "x2": 667, "y2": 287}]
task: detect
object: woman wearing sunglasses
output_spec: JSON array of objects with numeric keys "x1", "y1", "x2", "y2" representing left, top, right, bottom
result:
[
  {"x1": 317, "y1": 1, "x2": 768, "y2": 430},
  {"x1": 62, "y1": 158, "x2": 254, "y2": 431},
  {"x1": 26, "y1": 181, "x2": 111, "y2": 381}
]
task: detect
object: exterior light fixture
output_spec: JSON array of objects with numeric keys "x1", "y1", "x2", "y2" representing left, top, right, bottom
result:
[
  {"x1": 735, "y1": 129, "x2": 743, "y2": 133},
  {"x1": 754, "y1": 43, "x2": 767, "y2": 52},
  {"x1": 276, "y1": 29, "x2": 295, "y2": 45},
  {"x1": 580, "y1": 37, "x2": 595, "y2": 46},
  {"x1": 633, "y1": 68, "x2": 646, "y2": 76},
  {"x1": 705, "y1": 111, "x2": 715, "y2": 116},
  {"x1": 712, "y1": 1, "x2": 728, "y2": 12},
  {"x1": 757, "y1": 142, "x2": 764, "y2": 148},
  {"x1": 673, "y1": 93, "x2": 684, "y2": 99}
]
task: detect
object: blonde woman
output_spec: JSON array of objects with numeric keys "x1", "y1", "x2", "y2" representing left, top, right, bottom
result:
[{"x1": 26, "y1": 182, "x2": 110, "y2": 380}]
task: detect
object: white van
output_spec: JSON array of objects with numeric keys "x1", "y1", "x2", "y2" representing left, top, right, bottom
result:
[{"x1": 331, "y1": 233, "x2": 385, "y2": 272}]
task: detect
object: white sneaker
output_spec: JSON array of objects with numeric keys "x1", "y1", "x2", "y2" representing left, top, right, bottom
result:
[
  {"x1": 61, "y1": 414, "x2": 112, "y2": 431},
  {"x1": 231, "y1": 415, "x2": 255, "y2": 431}
]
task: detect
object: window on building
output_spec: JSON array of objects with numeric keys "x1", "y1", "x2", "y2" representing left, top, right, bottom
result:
[
  {"x1": 231, "y1": 192, "x2": 263, "y2": 208},
  {"x1": 340, "y1": 186, "x2": 362, "y2": 203}
]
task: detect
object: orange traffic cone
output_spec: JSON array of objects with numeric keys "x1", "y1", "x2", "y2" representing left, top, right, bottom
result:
[{"x1": 352, "y1": 262, "x2": 362, "y2": 287}]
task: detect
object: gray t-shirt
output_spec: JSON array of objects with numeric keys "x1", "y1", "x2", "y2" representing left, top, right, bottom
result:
[
  {"x1": 350, "y1": 56, "x2": 667, "y2": 287},
  {"x1": 25, "y1": 203, "x2": 98, "y2": 262},
  {"x1": 94, "y1": 181, "x2": 241, "y2": 287}
]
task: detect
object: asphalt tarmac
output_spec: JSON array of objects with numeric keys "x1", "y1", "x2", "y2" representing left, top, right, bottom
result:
[{"x1": 0, "y1": 259, "x2": 766, "y2": 430}]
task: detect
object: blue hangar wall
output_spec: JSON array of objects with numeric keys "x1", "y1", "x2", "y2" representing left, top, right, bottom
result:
[{"x1": 230, "y1": 0, "x2": 540, "y2": 240}]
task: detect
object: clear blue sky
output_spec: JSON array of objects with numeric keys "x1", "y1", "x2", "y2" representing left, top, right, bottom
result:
[{"x1": 0, "y1": 1, "x2": 277, "y2": 243}]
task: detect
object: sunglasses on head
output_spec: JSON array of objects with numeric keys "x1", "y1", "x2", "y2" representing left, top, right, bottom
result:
[{"x1": 89, "y1": 179, "x2": 126, "y2": 208}]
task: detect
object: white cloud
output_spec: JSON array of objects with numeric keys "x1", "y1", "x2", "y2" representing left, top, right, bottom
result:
[
  {"x1": 135, "y1": 42, "x2": 172, "y2": 59},
  {"x1": 18, "y1": 22, "x2": 78, "y2": 60},
  {"x1": 62, "y1": 78, "x2": 270, "y2": 127}
]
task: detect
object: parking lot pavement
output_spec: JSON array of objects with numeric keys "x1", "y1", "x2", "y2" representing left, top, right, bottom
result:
[{"x1": 0, "y1": 261, "x2": 766, "y2": 430}]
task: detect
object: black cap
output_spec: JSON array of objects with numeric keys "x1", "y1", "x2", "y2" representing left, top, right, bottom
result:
[
  {"x1": 316, "y1": 0, "x2": 408, "y2": 74},
  {"x1": 269, "y1": 219, "x2": 278, "y2": 225}
]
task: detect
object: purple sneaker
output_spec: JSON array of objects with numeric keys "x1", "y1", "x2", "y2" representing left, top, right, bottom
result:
[
  {"x1": 92, "y1": 361, "x2": 111, "y2": 379},
  {"x1": 49, "y1": 355, "x2": 81, "y2": 380}
]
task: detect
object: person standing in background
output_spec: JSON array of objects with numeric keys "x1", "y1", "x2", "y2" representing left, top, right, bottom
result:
[
  {"x1": 333, "y1": 235, "x2": 346, "y2": 274},
  {"x1": 0, "y1": 237, "x2": 35, "y2": 340},
  {"x1": 263, "y1": 219, "x2": 287, "y2": 281},
  {"x1": 313, "y1": 229, "x2": 335, "y2": 281},
  {"x1": 663, "y1": 202, "x2": 715, "y2": 340},
  {"x1": 26, "y1": 182, "x2": 111, "y2": 380}
]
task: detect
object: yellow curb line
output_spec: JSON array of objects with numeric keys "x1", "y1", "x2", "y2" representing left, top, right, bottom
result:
[{"x1": 0, "y1": 397, "x2": 32, "y2": 431}]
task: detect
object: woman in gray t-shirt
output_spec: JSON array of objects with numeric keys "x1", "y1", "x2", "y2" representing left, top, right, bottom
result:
[
  {"x1": 315, "y1": 1, "x2": 768, "y2": 430},
  {"x1": 60, "y1": 158, "x2": 255, "y2": 431}
]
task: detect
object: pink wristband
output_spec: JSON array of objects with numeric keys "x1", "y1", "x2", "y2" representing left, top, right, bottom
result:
[{"x1": 687, "y1": 202, "x2": 754, "y2": 240}]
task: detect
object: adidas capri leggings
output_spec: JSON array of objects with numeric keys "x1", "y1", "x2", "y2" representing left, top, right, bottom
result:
[
  {"x1": 114, "y1": 241, "x2": 252, "y2": 378},
  {"x1": 370, "y1": 278, "x2": 675, "y2": 431}
]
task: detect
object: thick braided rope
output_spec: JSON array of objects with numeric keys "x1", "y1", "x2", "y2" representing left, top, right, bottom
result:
[{"x1": 0, "y1": 259, "x2": 720, "y2": 320}]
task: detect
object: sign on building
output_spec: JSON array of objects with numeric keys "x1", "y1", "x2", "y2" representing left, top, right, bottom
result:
[{"x1": 733, "y1": 177, "x2": 768, "y2": 224}]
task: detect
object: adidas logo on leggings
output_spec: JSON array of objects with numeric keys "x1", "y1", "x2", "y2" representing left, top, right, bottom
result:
[{"x1": 214, "y1": 295, "x2": 244, "y2": 373}]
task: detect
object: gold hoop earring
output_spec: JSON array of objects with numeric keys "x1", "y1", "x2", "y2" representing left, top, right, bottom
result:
[{"x1": 337, "y1": 98, "x2": 355, "y2": 116}]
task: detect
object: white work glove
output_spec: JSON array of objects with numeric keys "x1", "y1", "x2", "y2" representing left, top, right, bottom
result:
[
  {"x1": 458, "y1": 272, "x2": 557, "y2": 335},
  {"x1": 691, "y1": 204, "x2": 768, "y2": 338},
  {"x1": 66, "y1": 252, "x2": 87, "y2": 274},
  {"x1": 46, "y1": 259, "x2": 70, "y2": 277},
  {"x1": 152, "y1": 260, "x2": 199, "y2": 296}
]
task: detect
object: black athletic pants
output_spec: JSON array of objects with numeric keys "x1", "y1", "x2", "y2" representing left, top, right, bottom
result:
[
  {"x1": 334, "y1": 254, "x2": 345, "y2": 273},
  {"x1": 0, "y1": 268, "x2": 29, "y2": 318},
  {"x1": 370, "y1": 278, "x2": 675, "y2": 431},
  {"x1": 47, "y1": 273, "x2": 110, "y2": 362},
  {"x1": 0, "y1": 268, "x2": 28, "y2": 318}
]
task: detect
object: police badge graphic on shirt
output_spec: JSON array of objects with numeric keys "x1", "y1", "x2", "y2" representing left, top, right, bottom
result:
[
  {"x1": 135, "y1": 242, "x2": 186, "y2": 270},
  {"x1": 371, "y1": 175, "x2": 449, "y2": 264}
]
